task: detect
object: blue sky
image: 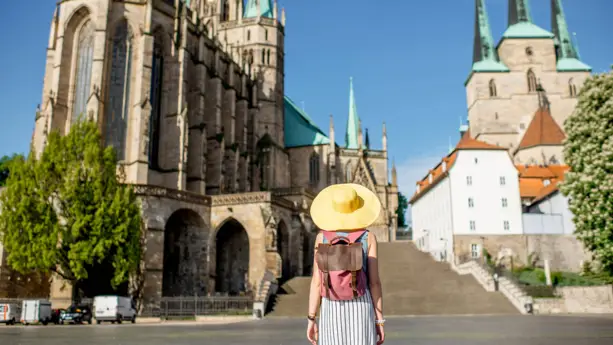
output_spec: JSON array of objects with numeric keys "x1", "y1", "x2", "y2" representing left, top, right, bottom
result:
[{"x1": 0, "y1": 0, "x2": 611, "y2": 206}]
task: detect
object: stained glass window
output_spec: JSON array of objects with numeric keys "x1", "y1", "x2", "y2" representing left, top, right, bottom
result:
[
  {"x1": 72, "y1": 20, "x2": 95, "y2": 124},
  {"x1": 149, "y1": 33, "x2": 164, "y2": 168},
  {"x1": 105, "y1": 20, "x2": 133, "y2": 161}
]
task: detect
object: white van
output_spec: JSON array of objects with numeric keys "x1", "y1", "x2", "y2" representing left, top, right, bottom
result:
[
  {"x1": 20, "y1": 300, "x2": 52, "y2": 325},
  {"x1": 93, "y1": 295, "x2": 136, "y2": 324},
  {"x1": 0, "y1": 303, "x2": 20, "y2": 325}
]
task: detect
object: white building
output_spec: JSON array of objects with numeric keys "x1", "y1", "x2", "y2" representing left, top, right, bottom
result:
[{"x1": 410, "y1": 133, "x2": 524, "y2": 263}]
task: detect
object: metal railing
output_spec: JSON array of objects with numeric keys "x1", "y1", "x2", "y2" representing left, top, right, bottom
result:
[{"x1": 140, "y1": 295, "x2": 254, "y2": 318}]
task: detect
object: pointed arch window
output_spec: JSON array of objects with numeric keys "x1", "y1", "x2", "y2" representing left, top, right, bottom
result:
[
  {"x1": 267, "y1": 50, "x2": 271, "y2": 65},
  {"x1": 527, "y1": 69, "x2": 537, "y2": 92},
  {"x1": 105, "y1": 19, "x2": 133, "y2": 161},
  {"x1": 72, "y1": 20, "x2": 95, "y2": 124},
  {"x1": 149, "y1": 31, "x2": 165, "y2": 168},
  {"x1": 488, "y1": 79, "x2": 497, "y2": 97},
  {"x1": 222, "y1": 1, "x2": 230, "y2": 21},
  {"x1": 247, "y1": 30, "x2": 251, "y2": 41},
  {"x1": 568, "y1": 78, "x2": 577, "y2": 97},
  {"x1": 309, "y1": 153, "x2": 320, "y2": 186},
  {"x1": 261, "y1": 49, "x2": 266, "y2": 64}
]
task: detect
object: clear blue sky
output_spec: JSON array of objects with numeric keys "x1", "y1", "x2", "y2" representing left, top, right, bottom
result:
[{"x1": 0, "y1": 0, "x2": 611, "y2": 203}]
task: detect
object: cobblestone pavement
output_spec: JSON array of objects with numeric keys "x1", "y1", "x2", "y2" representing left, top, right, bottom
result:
[{"x1": 1, "y1": 315, "x2": 613, "y2": 345}]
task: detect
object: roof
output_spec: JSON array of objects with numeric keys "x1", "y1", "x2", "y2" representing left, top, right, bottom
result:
[
  {"x1": 551, "y1": 0, "x2": 592, "y2": 72},
  {"x1": 557, "y1": 58, "x2": 592, "y2": 72},
  {"x1": 517, "y1": 164, "x2": 568, "y2": 199},
  {"x1": 517, "y1": 108, "x2": 566, "y2": 150},
  {"x1": 468, "y1": 0, "x2": 509, "y2": 80},
  {"x1": 409, "y1": 132, "x2": 507, "y2": 204},
  {"x1": 346, "y1": 77, "x2": 360, "y2": 149},
  {"x1": 502, "y1": 22, "x2": 554, "y2": 39},
  {"x1": 244, "y1": 0, "x2": 274, "y2": 19},
  {"x1": 284, "y1": 96, "x2": 330, "y2": 148}
]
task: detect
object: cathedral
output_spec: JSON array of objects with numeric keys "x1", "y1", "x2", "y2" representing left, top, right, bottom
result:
[
  {"x1": 465, "y1": 0, "x2": 591, "y2": 165},
  {"x1": 30, "y1": 0, "x2": 398, "y2": 305}
]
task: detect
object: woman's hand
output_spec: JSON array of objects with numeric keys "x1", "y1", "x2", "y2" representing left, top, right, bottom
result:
[
  {"x1": 307, "y1": 319, "x2": 318, "y2": 345},
  {"x1": 376, "y1": 324, "x2": 385, "y2": 345}
]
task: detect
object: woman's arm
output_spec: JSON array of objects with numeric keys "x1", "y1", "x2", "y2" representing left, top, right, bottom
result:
[
  {"x1": 367, "y1": 232, "x2": 383, "y2": 320},
  {"x1": 308, "y1": 232, "x2": 323, "y2": 317}
]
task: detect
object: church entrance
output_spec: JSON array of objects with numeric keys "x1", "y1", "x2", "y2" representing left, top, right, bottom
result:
[
  {"x1": 162, "y1": 209, "x2": 209, "y2": 297},
  {"x1": 277, "y1": 221, "x2": 291, "y2": 283},
  {"x1": 215, "y1": 219, "x2": 250, "y2": 295},
  {"x1": 302, "y1": 229, "x2": 315, "y2": 276}
]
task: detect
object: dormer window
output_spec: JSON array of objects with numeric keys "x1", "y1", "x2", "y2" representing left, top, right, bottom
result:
[
  {"x1": 442, "y1": 161, "x2": 447, "y2": 172},
  {"x1": 428, "y1": 174, "x2": 433, "y2": 183},
  {"x1": 543, "y1": 179, "x2": 551, "y2": 186},
  {"x1": 416, "y1": 184, "x2": 421, "y2": 193}
]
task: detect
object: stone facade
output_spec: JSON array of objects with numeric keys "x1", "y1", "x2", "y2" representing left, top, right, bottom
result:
[
  {"x1": 534, "y1": 285, "x2": 613, "y2": 314},
  {"x1": 453, "y1": 234, "x2": 590, "y2": 272},
  {"x1": 27, "y1": 0, "x2": 398, "y2": 305}
]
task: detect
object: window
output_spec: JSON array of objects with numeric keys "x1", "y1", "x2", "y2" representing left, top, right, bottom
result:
[
  {"x1": 264, "y1": 29, "x2": 268, "y2": 41},
  {"x1": 474, "y1": 158, "x2": 478, "y2": 164},
  {"x1": 488, "y1": 79, "x2": 497, "y2": 97},
  {"x1": 266, "y1": 49, "x2": 271, "y2": 65},
  {"x1": 345, "y1": 163, "x2": 352, "y2": 182},
  {"x1": 471, "y1": 244, "x2": 480, "y2": 259},
  {"x1": 468, "y1": 198, "x2": 474, "y2": 208},
  {"x1": 469, "y1": 220, "x2": 476, "y2": 231},
  {"x1": 500, "y1": 176, "x2": 506, "y2": 186},
  {"x1": 568, "y1": 78, "x2": 577, "y2": 97},
  {"x1": 525, "y1": 47, "x2": 533, "y2": 56},
  {"x1": 466, "y1": 176, "x2": 472, "y2": 186},
  {"x1": 494, "y1": 112, "x2": 499, "y2": 120},
  {"x1": 309, "y1": 153, "x2": 320, "y2": 186},
  {"x1": 247, "y1": 30, "x2": 251, "y2": 41},
  {"x1": 503, "y1": 221, "x2": 510, "y2": 231},
  {"x1": 502, "y1": 198, "x2": 508, "y2": 207},
  {"x1": 149, "y1": 31, "x2": 165, "y2": 168},
  {"x1": 105, "y1": 19, "x2": 133, "y2": 161},
  {"x1": 261, "y1": 49, "x2": 265, "y2": 64},
  {"x1": 527, "y1": 69, "x2": 537, "y2": 92},
  {"x1": 72, "y1": 20, "x2": 95, "y2": 123}
]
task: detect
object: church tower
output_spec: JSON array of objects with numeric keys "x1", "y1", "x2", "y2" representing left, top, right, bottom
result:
[{"x1": 465, "y1": 0, "x2": 591, "y2": 160}]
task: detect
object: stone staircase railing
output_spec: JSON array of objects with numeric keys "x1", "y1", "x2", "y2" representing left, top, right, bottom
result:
[
  {"x1": 452, "y1": 259, "x2": 533, "y2": 314},
  {"x1": 252, "y1": 270, "x2": 278, "y2": 319}
]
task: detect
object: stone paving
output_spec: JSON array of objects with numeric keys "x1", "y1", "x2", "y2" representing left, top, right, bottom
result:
[{"x1": 1, "y1": 315, "x2": 612, "y2": 345}]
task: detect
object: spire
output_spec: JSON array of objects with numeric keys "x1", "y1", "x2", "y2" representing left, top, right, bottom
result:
[
  {"x1": 329, "y1": 114, "x2": 335, "y2": 150},
  {"x1": 503, "y1": 0, "x2": 553, "y2": 39},
  {"x1": 345, "y1": 77, "x2": 360, "y2": 149},
  {"x1": 551, "y1": 0, "x2": 591, "y2": 72},
  {"x1": 382, "y1": 122, "x2": 387, "y2": 152},
  {"x1": 244, "y1": 0, "x2": 274, "y2": 18},
  {"x1": 365, "y1": 128, "x2": 370, "y2": 149},
  {"x1": 470, "y1": 0, "x2": 508, "y2": 73}
]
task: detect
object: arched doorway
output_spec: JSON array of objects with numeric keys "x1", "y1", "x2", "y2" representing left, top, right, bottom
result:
[
  {"x1": 162, "y1": 209, "x2": 209, "y2": 297},
  {"x1": 215, "y1": 219, "x2": 250, "y2": 295},
  {"x1": 277, "y1": 221, "x2": 291, "y2": 283},
  {"x1": 302, "y1": 229, "x2": 315, "y2": 276}
]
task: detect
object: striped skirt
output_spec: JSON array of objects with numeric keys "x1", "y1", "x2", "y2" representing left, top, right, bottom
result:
[{"x1": 318, "y1": 290, "x2": 377, "y2": 345}]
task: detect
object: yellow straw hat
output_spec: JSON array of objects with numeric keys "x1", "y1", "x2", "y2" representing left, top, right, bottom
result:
[{"x1": 310, "y1": 183, "x2": 381, "y2": 231}]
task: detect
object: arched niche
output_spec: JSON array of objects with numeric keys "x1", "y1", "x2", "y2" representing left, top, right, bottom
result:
[{"x1": 215, "y1": 218, "x2": 250, "y2": 295}]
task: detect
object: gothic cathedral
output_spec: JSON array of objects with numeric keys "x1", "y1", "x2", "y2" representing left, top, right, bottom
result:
[{"x1": 31, "y1": 0, "x2": 398, "y2": 305}]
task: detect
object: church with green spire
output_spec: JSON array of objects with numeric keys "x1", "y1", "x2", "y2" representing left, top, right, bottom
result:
[{"x1": 465, "y1": 0, "x2": 591, "y2": 166}]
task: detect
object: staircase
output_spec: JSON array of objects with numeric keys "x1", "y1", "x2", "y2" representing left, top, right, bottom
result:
[{"x1": 267, "y1": 241, "x2": 518, "y2": 316}]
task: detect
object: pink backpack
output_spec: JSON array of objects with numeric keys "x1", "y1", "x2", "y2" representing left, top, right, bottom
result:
[{"x1": 315, "y1": 230, "x2": 369, "y2": 301}]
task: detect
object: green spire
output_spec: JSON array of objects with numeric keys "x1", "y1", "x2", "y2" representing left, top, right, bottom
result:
[
  {"x1": 502, "y1": 0, "x2": 553, "y2": 39},
  {"x1": 244, "y1": 0, "x2": 274, "y2": 18},
  {"x1": 551, "y1": 0, "x2": 591, "y2": 72},
  {"x1": 471, "y1": 0, "x2": 509, "y2": 73},
  {"x1": 345, "y1": 77, "x2": 360, "y2": 149}
]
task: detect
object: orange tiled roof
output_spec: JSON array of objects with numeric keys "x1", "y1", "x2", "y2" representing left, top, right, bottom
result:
[
  {"x1": 517, "y1": 164, "x2": 568, "y2": 200},
  {"x1": 409, "y1": 132, "x2": 506, "y2": 204},
  {"x1": 517, "y1": 108, "x2": 566, "y2": 150},
  {"x1": 531, "y1": 179, "x2": 562, "y2": 204}
]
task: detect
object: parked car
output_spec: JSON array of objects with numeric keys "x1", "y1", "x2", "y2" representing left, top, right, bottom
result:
[
  {"x1": 59, "y1": 305, "x2": 92, "y2": 324},
  {"x1": 20, "y1": 299, "x2": 52, "y2": 325},
  {"x1": 0, "y1": 303, "x2": 20, "y2": 325},
  {"x1": 93, "y1": 295, "x2": 136, "y2": 324},
  {"x1": 50, "y1": 308, "x2": 64, "y2": 325}
]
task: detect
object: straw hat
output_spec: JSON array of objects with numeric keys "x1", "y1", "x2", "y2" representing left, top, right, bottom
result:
[{"x1": 310, "y1": 183, "x2": 381, "y2": 231}]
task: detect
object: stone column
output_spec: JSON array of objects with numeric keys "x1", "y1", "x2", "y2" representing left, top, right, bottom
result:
[
  {"x1": 222, "y1": 66, "x2": 238, "y2": 193},
  {"x1": 186, "y1": 39, "x2": 207, "y2": 194},
  {"x1": 205, "y1": 52, "x2": 223, "y2": 195},
  {"x1": 236, "y1": 96, "x2": 249, "y2": 192}
]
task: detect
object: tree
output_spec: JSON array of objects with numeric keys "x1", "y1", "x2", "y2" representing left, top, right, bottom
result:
[
  {"x1": 0, "y1": 154, "x2": 23, "y2": 186},
  {"x1": 396, "y1": 191, "x2": 409, "y2": 228},
  {"x1": 560, "y1": 71, "x2": 613, "y2": 276},
  {"x1": 0, "y1": 119, "x2": 142, "y2": 295}
]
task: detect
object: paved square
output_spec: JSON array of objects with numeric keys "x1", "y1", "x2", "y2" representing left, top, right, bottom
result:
[{"x1": 1, "y1": 315, "x2": 612, "y2": 344}]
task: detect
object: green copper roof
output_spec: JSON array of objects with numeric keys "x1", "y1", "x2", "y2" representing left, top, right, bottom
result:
[
  {"x1": 345, "y1": 77, "x2": 360, "y2": 149},
  {"x1": 551, "y1": 0, "x2": 591, "y2": 72},
  {"x1": 502, "y1": 22, "x2": 554, "y2": 39},
  {"x1": 284, "y1": 96, "x2": 330, "y2": 148},
  {"x1": 244, "y1": 0, "x2": 274, "y2": 18},
  {"x1": 470, "y1": 0, "x2": 509, "y2": 74}
]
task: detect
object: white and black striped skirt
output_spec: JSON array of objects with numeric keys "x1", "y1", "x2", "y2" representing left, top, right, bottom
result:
[{"x1": 318, "y1": 290, "x2": 377, "y2": 345}]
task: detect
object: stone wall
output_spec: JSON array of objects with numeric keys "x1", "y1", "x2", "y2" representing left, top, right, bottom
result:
[
  {"x1": 453, "y1": 234, "x2": 588, "y2": 272},
  {"x1": 534, "y1": 285, "x2": 613, "y2": 314}
]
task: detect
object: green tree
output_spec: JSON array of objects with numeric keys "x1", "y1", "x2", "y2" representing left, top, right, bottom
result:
[
  {"x1": 0, "y1": 119, "x2": 142, "y2": 295},
  {"x1": 560, "y1": 71, "x2": 613, "y2": 276},
  {"x1": 396, "y1": 191, "x2": 409, "y2": 228},
  {"x1": 0, "y1": 154, "x2": 23, "y2": 186}
]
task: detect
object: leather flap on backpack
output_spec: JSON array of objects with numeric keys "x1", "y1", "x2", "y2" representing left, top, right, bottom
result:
[{"x1": 316, "y1": 243, "x2": 363, "y2": 272}]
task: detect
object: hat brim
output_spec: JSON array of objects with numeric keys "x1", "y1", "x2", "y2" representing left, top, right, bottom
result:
[{"x1": 310, "y1": 183, "x2": 382, "y2": 231}]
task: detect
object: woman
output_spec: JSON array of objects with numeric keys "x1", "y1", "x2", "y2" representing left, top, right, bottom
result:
[{"x1": 306, "y1": 183, "x2": 385, "y2": 345}]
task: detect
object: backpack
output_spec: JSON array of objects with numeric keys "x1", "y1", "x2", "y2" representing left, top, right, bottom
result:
[{"x1": 315, "y1": 230, "x2": 369, "y2": 301}]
